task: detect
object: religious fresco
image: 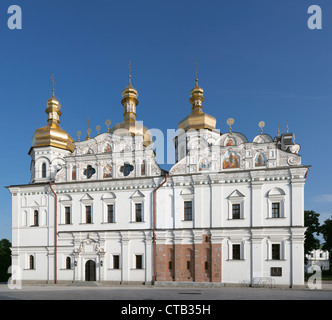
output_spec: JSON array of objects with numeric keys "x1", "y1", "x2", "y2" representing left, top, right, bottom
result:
[
  {"x1": 104, "y1": 144, "x2": 112, "y2": 153},
  {"x1": 72, "y1": 166, "x2": 76, "y2": 180},
  {"x1": 225, "y1": 137, "x2": 236, "y2": 146},
  {"x1": 199, "y1": 158, "x2": 209, "y2": 171},
  {"x1": 223, "y1": 151, "x2": 239, "y2": 169},
  {"x1": 103, "y1": 164, "x2": 112, "y2": 178},
  {"x1": 141, "y1": 161, "x2": 146, "y2": 176},
  {"x1": 255, "y1": 153, "x2": 266, "y2": 167}
]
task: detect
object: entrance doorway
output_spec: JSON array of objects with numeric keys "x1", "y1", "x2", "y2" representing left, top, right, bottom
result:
[{"x1": 85, "y1": 260, "x2": 96, "y2": 281}]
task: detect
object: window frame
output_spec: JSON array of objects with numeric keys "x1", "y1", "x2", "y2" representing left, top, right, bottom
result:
[
  {"x1": 135, "y1": 203, "x2": 143, "y2": 222},
  {"x1": 85, "y1": 205, "x2": 92, "y2": 224},
  {"x1": 107, "y1": 204, "x2": 115, "y2": 223},
  {"x1": 271, "y1": 202, "x2": 280, "y2": 218},
  {"x1": 232, "y1": 203, "x2": 241, "y2": 219},
  {"x1": 232, "y1": 244, "x2": 241, "y2": 260},
  {"x1": 267, "y1": 188, "x2": 286, "y2": 219},
  {"x1": 184, "y1": 201, "x2": 193, "y2": 221},
  {"x1": 135, "y1": 254, "x2": 143, "y2": 270},
  {"x1": 130, "y1": 191, "x2": 145, "y2": 223},
  {"x1": 41, "y1": 163, "x2": 47, "y2": 178},
  {"x1": 113, "y1": 255, "x2": 120, "y2": 270},
  {"x1": 65, "y1": 206, "x2": 71, "y2": 225},
  {"x1": 271, "y1": 244, "x2": 281, "y2": 260},
  {"x1": 29, "y1": 255, "x2": 34, "y2": 270},
  {"x1": 33, "y1": 210, "x2": 39, "y2": 227},
  {"x1": 227, "y1": 190, "x2": 245, "y2": 220},
  {"x1": 66, "y1": 256, "x2": 71, "y2": 270}
]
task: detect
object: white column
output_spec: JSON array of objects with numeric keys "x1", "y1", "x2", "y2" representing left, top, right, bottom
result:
[
  {"x1": 291, "y1": 228, "x2": 306, "y2": 287},
  {"x1": 290, "y1": 180, "x2": 305, "y2": 226},
  {"x1": 211, "y1": 182, "x2": 222, "y2": 228},
  {"x1": 251, "y1": 231, "x2": 264, "y2": 282},
  {"x1": 144, "y1": 231, "x2": 153, "y2": 284},
  {"x1": 251, "y1": 182, "x2": 263, "y2": 227},
  {"x1": 121, "y1": 232, "x2": 129, "y2": 283}
]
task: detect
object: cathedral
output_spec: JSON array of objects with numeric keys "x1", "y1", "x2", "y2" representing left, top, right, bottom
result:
[{"x1": 7, "y1": 70, "x2": 309, "y2": 288}]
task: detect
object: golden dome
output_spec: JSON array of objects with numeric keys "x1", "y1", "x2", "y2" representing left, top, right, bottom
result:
[
  {"x1": 178, "y1": 78, "x2": 217, "y2": 131},
  {"x1": 31, "y1": 90, "x2": 75, "y2": 153},
  {"x1": 110, "y1": 72, "x2": 152, "y2": 147}
]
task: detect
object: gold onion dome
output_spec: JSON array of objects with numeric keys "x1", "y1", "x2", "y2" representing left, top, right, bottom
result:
[
  {"x1": 31, "y1": 82, "x2": 75, "y2": 153},
  {"x1": 178, "y1": 77, "x2": 216, "y2": 131},
  {"x1": 110, "y1": 71, "x2": 152, "y2": 147}
]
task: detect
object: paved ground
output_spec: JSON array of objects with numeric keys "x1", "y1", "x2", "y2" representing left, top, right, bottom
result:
[{"x1": 0, "y1": 282, "x2": 331, "y2": 300}]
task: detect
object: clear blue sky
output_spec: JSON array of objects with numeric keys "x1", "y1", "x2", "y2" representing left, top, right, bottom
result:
[{"x1": 1, "y1": 0, "x2": 331, "y2": 241}]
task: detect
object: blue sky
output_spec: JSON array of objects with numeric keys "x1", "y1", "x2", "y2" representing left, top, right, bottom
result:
[{"x1": 1, "y1": 0, "x2": 331, "y2": 241}]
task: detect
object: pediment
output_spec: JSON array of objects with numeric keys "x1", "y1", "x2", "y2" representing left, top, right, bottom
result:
[
  {"x1": 130, "y1": 190, "x2": 145, "y2": 198},
  {"x1": 80, "y1": 193, "x2": 94, "y2": 202},
  {"x1": 228, "y1": 189, "x2": 245, "y2": 199}
]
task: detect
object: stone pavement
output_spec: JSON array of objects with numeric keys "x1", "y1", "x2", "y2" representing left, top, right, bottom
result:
[{"x1": 0, "y1": 281, "x2": 331, "y2": 300}]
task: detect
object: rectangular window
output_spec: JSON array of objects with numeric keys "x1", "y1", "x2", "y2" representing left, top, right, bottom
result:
[
  {"x1": 135, "y1": 203, "x2": 142, "y2": 222},
  {"x1": 136, "y1": 255, "x2": 143, "y2": 269},
  {"x1": 86, "y1": 206, "x2": 92, "y2": 224},
  {"x1": 232, "y1": 244, "x2": 241, "y2": 260},
  {"x1": 107, "y1": 204, "x2": 114, "y2": 223},
  {"x1": 186, "y1": 261, "x2": 191, "y2": 270},
  {"x1": 184, "y1": 201, "x2": 192, "y2": 221},
  {"x1": 272, "y1": 244, "x2": 280, "y2": 260},
  {"x1": 65, "y1": 207, "x2": 71, "y2": 224},
  {"x1": 232, "y1": 204, "x2": 241, "y2": 219},
  {"x1": 272, "y1": 202, "x2": 280, "y2": 218},
  {"x1": 113, "y1": 255, "x2": 120, "y2": 269}
]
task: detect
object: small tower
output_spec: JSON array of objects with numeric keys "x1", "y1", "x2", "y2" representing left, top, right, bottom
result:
[
  {"x1": 110, "y1": 61, "x2": 152, "y2": 147},
  {"x1": 176, "y1": 67, "x2": 219, "y2": 162},
  {"x1": 29, "y1": 75, "x2": 74, "y2": 183}
]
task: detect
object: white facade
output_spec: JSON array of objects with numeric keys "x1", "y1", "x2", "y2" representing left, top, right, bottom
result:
[{"x1": 7, "y1": 80, "x2": 309, "y2": 288}]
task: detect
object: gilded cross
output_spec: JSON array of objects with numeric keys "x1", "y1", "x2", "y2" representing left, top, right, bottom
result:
[
  {"x1": 50, "y1": 73, "x2": 56, "y2": 94},
  {"x1": 128, "y1": 59, "x2": 132, "y2": 79}
]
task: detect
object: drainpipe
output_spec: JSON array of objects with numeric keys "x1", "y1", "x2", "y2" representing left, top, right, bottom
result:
[
  {"x1": 49, "y1": 182, "x2": 57, "y2": 284},
  {"x1": 152, "y1": 172, "x2": 168, "y2": 285}
]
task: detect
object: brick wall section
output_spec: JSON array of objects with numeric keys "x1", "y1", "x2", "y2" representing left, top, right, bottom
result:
[{"x1": 156, "y1": 235, "x2": 221, "y2": 282}]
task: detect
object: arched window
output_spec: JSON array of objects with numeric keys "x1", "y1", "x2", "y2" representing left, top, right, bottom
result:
[
  {"x1": 33, "y1": 210, "x2": 39, "y2": 226},
  {"x1": 29, "y1": 255, "x2": 34, "y2": 269},
  {"x1": 42, "y1": 163, "x2": 47, "y2": 178},
  {"x1": 66, "y1": 257, "x2": 71, "y2": 270}
]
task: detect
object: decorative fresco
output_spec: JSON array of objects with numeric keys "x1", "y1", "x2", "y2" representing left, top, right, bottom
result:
[
  {"x1": 104, "y1": 144, "x2": 112, "y2": 153},
  {"x1": 199, "y1": 158, "x2": 209, "y2": 171},
  {"x1": 223, "y1": 151, "x2": 239, "y2": 169},
  {"x1": 141, "y1": 161, "x2": 146, "y2": 176},
  {"x1": 225, "y1": 137, "x2": 236, "y2": 146},
  {"x1": 255, "y1": 153, "x2": 266, "y2": 167},
  {"x1": 103, "y1": 164, "x2": 112, "y2": 178}
]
